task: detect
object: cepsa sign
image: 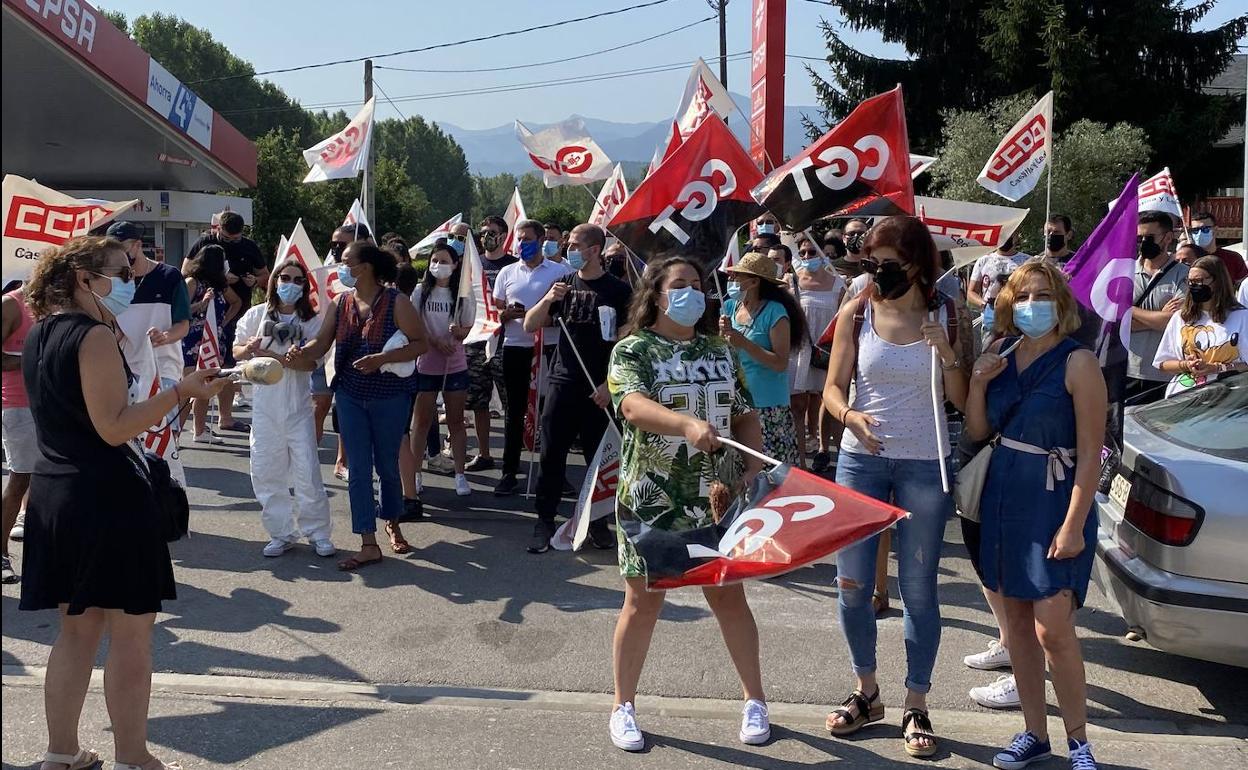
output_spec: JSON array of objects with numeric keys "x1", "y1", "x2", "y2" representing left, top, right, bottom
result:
[{"x1": 4, "y1": 196, "x2": 116, "y2": 245}]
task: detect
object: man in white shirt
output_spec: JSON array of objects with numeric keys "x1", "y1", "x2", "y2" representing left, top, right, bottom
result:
[
  {"x1": 491, "y1": 219, "x2": 574, "y2": 495},
  {"x1": 968, "y1": 232, "x2": 1030, "y2": 345}
]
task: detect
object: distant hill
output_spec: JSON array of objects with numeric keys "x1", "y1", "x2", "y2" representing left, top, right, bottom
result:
[{"x1": 438, "y1": 94, "x2": 822, "y2": 177}]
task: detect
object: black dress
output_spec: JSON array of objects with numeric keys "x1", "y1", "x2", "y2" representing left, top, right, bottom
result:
[{"x1": 19, "y1": 313, "x2": 176, "y2": 615}]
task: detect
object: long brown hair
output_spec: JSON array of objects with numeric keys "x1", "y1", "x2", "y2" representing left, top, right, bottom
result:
[
  {"x1": 1182, "y1": 255, "x2": 1239, "y2": 324},
  {"x1": 626, "y1": 255, "x2": 716, "y2": 335},
  {"x1": 25, "y1": 236, "x2": 126, "y2": 318},
  {"x1": 862, "y1": 215, "x2": 942, "y2": 309},
  {"x1": 266, "y1": 258, "x2": 316, "y2": 321}
]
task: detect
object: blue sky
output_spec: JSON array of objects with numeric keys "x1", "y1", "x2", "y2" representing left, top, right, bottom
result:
[{"x1": 101, "y1": 0, "x2": 899, "y2": 128}]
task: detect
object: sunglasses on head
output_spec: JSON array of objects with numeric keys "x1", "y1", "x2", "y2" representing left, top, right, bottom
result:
[{"x1": 277, "y1": 274, "x2": 306, "y2": 285}]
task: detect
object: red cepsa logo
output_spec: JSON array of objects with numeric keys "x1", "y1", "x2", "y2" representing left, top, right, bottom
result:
[{"x1": 4, "y1": 197, "x2": 114, "y2": 245}]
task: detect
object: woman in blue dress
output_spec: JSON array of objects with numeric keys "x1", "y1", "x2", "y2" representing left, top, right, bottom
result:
[{"x1": 964, "y1": 260, "x2": 1106, "y2": 770}]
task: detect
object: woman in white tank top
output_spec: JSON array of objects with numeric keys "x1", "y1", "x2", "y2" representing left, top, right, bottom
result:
[{"x1": 820, "y1": 216, "x2": 972, "y2": 759}]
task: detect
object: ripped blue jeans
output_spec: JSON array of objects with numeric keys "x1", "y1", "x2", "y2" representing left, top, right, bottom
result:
[{"x1": 833, "y1": 450, "x2": 953, "y2": 694}]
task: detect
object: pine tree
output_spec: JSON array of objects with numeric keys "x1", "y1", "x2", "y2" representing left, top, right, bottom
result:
[{"x1": 806, "y1": 0, "x2": 1247, "y2": 194}]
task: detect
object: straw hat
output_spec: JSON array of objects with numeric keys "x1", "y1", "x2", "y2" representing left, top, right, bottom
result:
[{"x1": 725, "y1": 250, "x2": 785, "y2": 285}]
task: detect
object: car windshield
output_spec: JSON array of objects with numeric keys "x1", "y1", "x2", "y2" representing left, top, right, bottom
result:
[{"x1": 1134, "y1": 374, "x2": 1248, "y2": 463}]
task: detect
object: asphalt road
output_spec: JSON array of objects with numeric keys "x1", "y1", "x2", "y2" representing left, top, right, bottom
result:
[{"x1": 3, "y1": 411, "x2": 1246, "y2": 767}]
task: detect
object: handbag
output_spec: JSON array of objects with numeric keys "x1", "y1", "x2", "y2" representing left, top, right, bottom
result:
[
  {"x1": 129, "y1": 444, "x2": 190, "y2": 542},
  {"x1": 791, "y1": 277, "x2": 841, "y2": 370},
  {"x1": 954, "y1": 343, "x2": 1068, "y2": 522}
]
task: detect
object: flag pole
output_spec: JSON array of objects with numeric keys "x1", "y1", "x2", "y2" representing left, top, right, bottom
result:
[
  {"x1": 928, "y1": 310, "x2": 951, "y2": 494},
  {"x1": 555, "y1": 316, "x2": 622, "y2": 437},
  {"x1": 718, "y1": 436, "x2": 782, "y2": 469}
]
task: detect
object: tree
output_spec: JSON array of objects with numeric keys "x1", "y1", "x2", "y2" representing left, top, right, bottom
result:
[
  {"x1": 806, "y1": 1, "x2": 1246, "y2": 195},
  {"x1": 929, "y1": 95, "x2": 1152, "y2": 253},
  {"x1": 376, "y1": 118, "x2": 473, "y2": 224}
]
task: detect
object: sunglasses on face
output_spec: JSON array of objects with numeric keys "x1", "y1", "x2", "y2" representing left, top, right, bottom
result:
[
  {"x1": 1187, "y1": 279, "x2": 1210, "y2": 288},
  {"x1": 1192, "y1": 225, "x2": 1213, "y2": 235},
  {"x1": 859, "y1": 259, "x2": 902, "y2": 274},
  {"x1": 277, "y1": 274, "x2": 307, "y2": 285},
  {"x1": 798, "y1": 249, "x2": 821, "y2": 258},
  {"x1": 450, "y1": 234, "x2": 466, "y2": 242},
  {"x1": 330, "y1": 241, "x2": 348, "y2": 254},
  {"x1": 93, "y1": 266, "x2": 134, "y2": 283}
]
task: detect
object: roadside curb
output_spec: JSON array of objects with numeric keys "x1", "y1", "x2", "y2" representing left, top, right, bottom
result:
[{"x1": 4, "y1": 665, "x2": 1245, "y2": 746}]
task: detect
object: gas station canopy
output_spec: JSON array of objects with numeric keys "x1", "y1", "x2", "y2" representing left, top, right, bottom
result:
[{"x1": 2, "y1": 0, "x2": 257, "y2": 192}]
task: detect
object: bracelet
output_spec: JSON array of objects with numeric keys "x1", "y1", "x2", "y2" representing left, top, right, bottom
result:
[
  {"x1": 940, "y1": 358, "x2": 960, "y2": 371},
  {"x1": 840, "y1": 406, "x2": 853, "y2": 423}
]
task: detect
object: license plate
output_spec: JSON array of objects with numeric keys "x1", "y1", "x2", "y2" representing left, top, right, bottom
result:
[{"x1": 1109, "y1": 473, "x2": 1132, "y2": 509}]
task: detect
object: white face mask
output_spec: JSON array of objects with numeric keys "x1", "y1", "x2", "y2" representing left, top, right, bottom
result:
[{"x1": 429, "y1": 262, "x2": 454, "y2": 280}]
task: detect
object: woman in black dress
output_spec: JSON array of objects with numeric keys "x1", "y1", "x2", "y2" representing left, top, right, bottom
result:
[{"x1": 21, "y1": 236, "x2": 225, "y2": 770}]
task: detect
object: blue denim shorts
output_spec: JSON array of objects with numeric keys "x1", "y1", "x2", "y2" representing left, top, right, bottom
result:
[
  {"x1": 414, "y1": 369, "x2": 469, "y2": 393},
  {"x1": 310, "y1": 364, "x2": 331, "y2": 396}
]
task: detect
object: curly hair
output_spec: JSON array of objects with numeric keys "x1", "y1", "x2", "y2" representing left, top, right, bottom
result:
[
  {"x1": 626, "y1": 255, "x2": 716, "y2": 335},
  {"x1": 25, "y1": 236, "x2": 126, "y2": 318}
]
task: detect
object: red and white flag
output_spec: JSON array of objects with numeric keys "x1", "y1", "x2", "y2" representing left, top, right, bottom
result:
[
  {"x1": 410, "y1": 213, "x2": 463, "y2": 255},
  {"x1": 909, "y1": 154, "x2": 937, "y2": 178},
  {"x1": 915, "y1": 196, "x2": 1030, "y2": 269},
  {"x1": 342, "y1": 198, "x2": 372, "y2": 234},
  {"x1": 2, "y1": 175, "x2": 139, "y2": 281},
  {"x1": 1137, "y1": 167, "x2": 1182, "y2": 220},
  {"x1": 590, "y1": 165, "x2": 630, "y2": 228},
  {"x1": 461, "y1": 226, "x2": 503, "y2": 360},
  {"x1": 977, "y1": 91, "x2": 1053, "y2": 202},
  {"x1": 648, "y1": 58, "x2": 736, "y2": 175},
  {"x1": 502, "y1": 187, "x2": 528, "y2": 256},
  {"x1": 552, "y1": 430, "x2": 620, "y2": 551},
  {"x1": 516, "y1": 118, "x2": 613, "y2": 188},
  {"x1": 196, "y1": 299, "x2": 222, "y2": 371},
  {"x1": 523, "y1": 328, "x2": 543, "y2": 452},
  {"x1": 303, "y1": 98, "x2": 375, "y2": 183},
  {"x1": 277, "y1": 219, "x2": 325, "y2": 312}
]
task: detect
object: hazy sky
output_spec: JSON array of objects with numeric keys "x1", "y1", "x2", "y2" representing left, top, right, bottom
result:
[{"x1": 101, "y1": 0, "x2": 905, "y2": 129}]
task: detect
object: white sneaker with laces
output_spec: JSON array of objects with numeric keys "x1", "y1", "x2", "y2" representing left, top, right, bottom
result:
[
  {"x1": 195, "y1": 431, "x2": 225, "y2": 445},
  {"x1": 609, "y1": 702, "x2": 645, "y2": 751},
  {"x1": 964, "y1": 639, "x2": 1012, "y2": 670},
  {"x1": 262, "y1": 538, "x2": 294, "y2": 557},
  {"x1": 739, "y1": 699, "x2": 771, "y2": 745},
  {"x1": 10, "y1": 511, "x2": 25, "y2": 541},
  {"x1": 455, "y1": 474, "x2": 471, "y2": 497},
  {"x1": 311, "y1": 539, "x2": 336, "y2": 557},
  {"x1": 971, "y1": 674, "x2": 1021, "y2": 709}
]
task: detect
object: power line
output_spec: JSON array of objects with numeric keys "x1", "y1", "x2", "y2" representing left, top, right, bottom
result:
[
  {"x1": 375, "y1": 16, "x2": 714, "y2": 74},
  {"x1": 373, "y1": 79, "x2": 407, "y2": 121},
  {"x1": 187, "y1": 0, "x2": 677, "y2": 85}
]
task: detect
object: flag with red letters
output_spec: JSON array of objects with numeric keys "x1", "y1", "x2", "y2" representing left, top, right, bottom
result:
[
  {"x1": 303, "y1": 98, "x2": 375, "y2": 183},
  {"x1": 196, "y1": 299, "x2": 223, "y2": 371},
  {"x1": 523, "y1": 328, "x2": 543, "y2": 452},
  {"x1": 276, "y1": 219, "x2": 324, "y2": 313},
  {"x1": 552, "y1": 431, "x2": 620, "y2": 551},
  {"x1": 590, "y1": 165, "x2": 630, "y2": 228},
  {"x1": 1136, "y1": 168, "x2": 1182, "y2": 220},
  {"x1": 977, "y1": 91, "x2": 1053, "y2": 202},
  {"x1": 751, "y1": 86, "x2": 914, "y2": 231}
]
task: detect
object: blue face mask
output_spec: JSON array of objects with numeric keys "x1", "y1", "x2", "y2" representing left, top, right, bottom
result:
[
  {"x1": 981, "y1": 304, "x2": 995, "y2": 329},
  {"x1": 1192, "y1": 228, "x2": 1214, "y2": 249},
  {"x1": 796, "y1": 257, "x2": 825, "y2": 273},
  {"x1": 518, "y1": 240, "x2": 540, "y2": 262},
  {"x1": 757, "y1": 223, "x2": 775, "y2": 235},
  {"x1": 663, "y1": 286, "x2": 706, "y2": 328},
  {"x1": 92, "y1": 275, "x2": 135, "y2": 317},
  {"x1": 449, "y1": 238, "x2": 466, "y2": 257},
  {"x1": 566, "y1": 249, "x2": 586, "y2": 270},
  {"x1": 726, "y1": 281, "x2": 743, "y2": 301},
  {"x1": 1013, "y1": 300, "x2": 1057, "y2": 338},
  {"x1": 541, "y1": 239, "x2": 560, "y2": 258},
  {"x1": 337, "y1": 264, "x2": 358, "y2": 288},
  {"x1": 276, "y1": 282, "x2": 304, "y2": 305}
]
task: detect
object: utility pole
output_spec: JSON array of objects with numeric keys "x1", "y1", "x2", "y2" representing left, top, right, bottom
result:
[
  {"x1": 709, "y1": 0, "x2": 728, "y2": 88},
  {"x1": 363, "y1": 59, "x2": 375, "y2": 229}
]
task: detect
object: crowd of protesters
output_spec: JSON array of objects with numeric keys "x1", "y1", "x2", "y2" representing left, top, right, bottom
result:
[{"x1": 3, "y1": 201, "x2": 1246, "y2": 770}]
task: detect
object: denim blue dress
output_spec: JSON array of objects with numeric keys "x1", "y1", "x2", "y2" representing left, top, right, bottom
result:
[{"x1": 978, "y1": 336, "x2": 1096, "y2": 606}]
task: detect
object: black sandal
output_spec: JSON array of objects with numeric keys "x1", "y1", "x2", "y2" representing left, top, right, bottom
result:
[
  {"x1": 825, "y1": 687, "x2": 884, "y2": 736},
  {"x1": 901, "y1": 707, "x2": 938, "y2": 758}
]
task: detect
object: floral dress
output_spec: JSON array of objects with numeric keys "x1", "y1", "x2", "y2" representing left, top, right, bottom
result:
[{"x1": 607, "y1": 328, "x2": 755, "y2": 578}]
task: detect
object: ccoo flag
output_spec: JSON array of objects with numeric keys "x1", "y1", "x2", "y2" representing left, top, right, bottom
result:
[
  {"x1": 751, "y1": 86, "x2": 914, "y2": 232},
  {"x1": 608, "y1": 116, "x2": 762, "y2": 273},
  {"x1": 977, "y1": 91, "x2": 1052, "y2": 202},
  {"x1": 916, "y1": 196, "x2": 1030, "y2": 268},
  {"x1": 303, "y1": 98, "x2": 375, "y2": 183},
  {"x1": 647, "y1": 58, "x2": 736, "y2": 175},
  {"x1": 1136, "y1": 168, "x2": 1182, "y2": 220},
  {"x1": 410, "y1": 213, "x2": 463, "y2": 256},
  {"x1": 590, "y1": 164, "x2": 630, "y2": 228},
  {"x1": 516, "y1": 118, "x2": 613, "y2": 188},
  {"x1": 277, "y1": 220, "x2": 324, "y2": 313}
]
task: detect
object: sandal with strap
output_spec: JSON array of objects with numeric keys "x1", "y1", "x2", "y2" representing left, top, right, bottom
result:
[
  {"x1": 42, "y1": 749, "x2": 99, "y2": 770},
  {"x1": 113, "y1": 758, "x2": 182, "y2": 770},
  {"x1": 901, "y1": 707, "x2": 939, "y2": 758},
  {"x1": 337, "y1": 544, "x2": 382, "y2": 572},
  {"x1": 385, "y1": 522, "x2": 413, "y2": 554},
  {"x1": 825, "y1": 687, "x2": 884, "y2": 736}
]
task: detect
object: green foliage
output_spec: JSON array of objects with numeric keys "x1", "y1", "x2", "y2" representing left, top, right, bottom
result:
[
  {"x1": 529, "y1": 205, "x2": 580, "y2": 232},
  {"x1": 929, "y1": 95, "x2": 1151, "y2": 253},
  {"x1": 376, "y1": 118, "x2": 473, "y2": 224}
]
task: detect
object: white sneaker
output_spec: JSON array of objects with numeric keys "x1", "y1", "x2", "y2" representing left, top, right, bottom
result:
[
  {"x1": 10, "y1": 511, "x2": 25, "y2": 541},
  {"x1": 194, "y1": 431, "x2": 225, "y2": 445},
  {"x1": 971, "y1": 674, "x2": 1021, "y2": 709},
  {"x1": 739, "y1": 699, "x2": 771, "y2": 745},
  {"x1": 964, "y1": 639, "x2": 1012, "y2": 670},
  {"x1": 609, "y1": 702, "x2": 645, "y2": 751},
  {"x1": 455, "y1": 474, "x2": 471, "y2": 497},
  {"x1": 426, "y1": 453, "x2": 455, "y2": 475},
  {"x1": 311, "y1": 539, "x2": 336, "y2": 557},
  {"x1": 262, "y1": 538, "x2": 294, "y2": 557}
]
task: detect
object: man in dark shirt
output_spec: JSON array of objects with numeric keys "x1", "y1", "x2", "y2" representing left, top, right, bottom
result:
[
  {"x1": 522, "y1": 223, "x2": 631, "y2": 553},
  {"x1": 464, "y1": 215, "x2": 520, "y2": 471},
  {"x1": 834, "y1": 217, "x2": 869, "y2": 280}
]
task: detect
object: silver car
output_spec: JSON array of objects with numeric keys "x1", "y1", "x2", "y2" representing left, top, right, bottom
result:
[{"x1": 1093, "y1": 373, "x2": 1248, "y2": 668}]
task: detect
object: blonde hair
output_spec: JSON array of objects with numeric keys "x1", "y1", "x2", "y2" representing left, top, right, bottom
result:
[{"x1": 993, "y1": 260, "x2": 1082, "y2": 337}]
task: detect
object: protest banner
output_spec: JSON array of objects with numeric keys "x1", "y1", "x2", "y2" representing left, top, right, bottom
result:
[
  {"x1": 977, "y1": 91, "x2": 1053, "y2": 203},
  {"x1": 303, "y1": 98, "x2": 375, "y2": 183},
  {"x1": 516, "y1": 118, "x2": 613, "y2": 188}
]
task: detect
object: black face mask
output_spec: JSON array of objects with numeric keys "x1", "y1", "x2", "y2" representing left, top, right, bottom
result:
[
  {"x1": 1188, "y1": 283, "x2": 1213, "y2": 304},
  {"x1": 480, "y1": 232, "x2": 502, "y2": 251},
  {"x1": 874, "y1": 261, "x2": 913, "y2": 300},
  {"x1": 1138, "y1": 235, "x2": 1162, "y2": 260},
  {"x1": 845, "y1": 231, "x2": 866, "y2": 254},
  {"x1": 1047, "y1": 233, "x2": 1066, "y2": 252}
]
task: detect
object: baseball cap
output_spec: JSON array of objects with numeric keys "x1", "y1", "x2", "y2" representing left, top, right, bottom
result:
[{"x1": 107, "y1": 221, "x2": 145, "y2": 242}]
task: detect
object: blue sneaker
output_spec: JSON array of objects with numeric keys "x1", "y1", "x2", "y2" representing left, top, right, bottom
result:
[
  {"x1": 994, "y1": 731, "x2": 1052, "y2": 769},
  {"x1": 1067, "y1": 739, "x2": 1097, "y2": 770}
]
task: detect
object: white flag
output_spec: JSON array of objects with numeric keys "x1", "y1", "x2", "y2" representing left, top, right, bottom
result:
[
  {"x1": 342, "y1": 198, "x2": 372, "y2": 234},
  {"x1": 909, "y1": 154, "x2": 937, "y2": 178},
  {"x1": 977, "y1": 91, "x2": 1053, "y2": 202},
  {"x1": 276, "y1": 219, "x2": 326, "y2": 313},
  {"x1": 303, "y1": 98, "x2": 375, "y2": 183},
  {"x1": 2, "y1": 175, "x2": 139, "y2": 282},
  {"x1": 916, "y1": 196, "x2": 1030, "y2": 268},
  {"x1": 648, "y1": 58, "x2": 736, "y2": 174},
  {"x1": 502, "y1": 187, "x2": 528, "y2": 256},
  {"x1": 461, "y1": 223, "x2": 503, "y2": 360},
  {"x1": 718, "y1": 231, "x2": 741, "y2": 273},
  {"x1": 1137, "y1": 168, "x2": 1183, "y2": 220},
  {"x1": 515, "y1": 118, "x2": 613, "y2": 188},
  {"x1": 410, "y1": 213, "x2": 463, "y2": 256},
  {"x1": 551, "y1": 431, "x2": 620, "y2": 551},
  {"x1": 590, "y1": 164, "x2": 630, "y2": 228}
]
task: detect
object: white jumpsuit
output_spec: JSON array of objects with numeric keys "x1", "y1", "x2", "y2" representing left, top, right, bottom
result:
[{"x1": 235, "y1": 305, "x2": 332, "y2": 543}]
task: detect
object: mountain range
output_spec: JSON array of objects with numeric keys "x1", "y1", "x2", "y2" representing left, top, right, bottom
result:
[{"x1": 437, "y1": 93, "x2": 822, "y2": 177}]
